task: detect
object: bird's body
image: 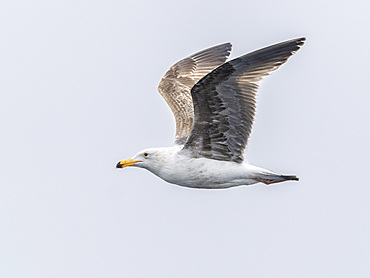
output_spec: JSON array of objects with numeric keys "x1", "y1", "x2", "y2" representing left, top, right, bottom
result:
[
  {"x1": 117, "y1": 38, "x2": 305, "y2": 189},
  {"x1": 124, "y1": 145, "x2": 298, "y2": 189}
]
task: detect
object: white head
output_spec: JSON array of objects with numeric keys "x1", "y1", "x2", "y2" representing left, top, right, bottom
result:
[{"x1": 116, "y1": 147, "x2": 167, "y2": 172}]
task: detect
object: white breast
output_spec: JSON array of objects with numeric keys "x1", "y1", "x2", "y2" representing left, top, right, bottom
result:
[{"x1": 150, "y1": 146, "x2": 262, "y2": 189}]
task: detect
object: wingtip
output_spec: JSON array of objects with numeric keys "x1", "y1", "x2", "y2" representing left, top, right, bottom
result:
[
  {"x1": 219, "y1": 42, "x2": 232, "y2": 57},
  {"x1": 287, "y1": 37, "x2": 306, "y2": 55},
  {"x1": 294, "y1": 37, "x2": 306, "y2": 47}
]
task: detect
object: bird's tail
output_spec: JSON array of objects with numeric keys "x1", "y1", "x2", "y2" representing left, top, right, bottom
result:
[{"x1": 254, "y1": 173, "x2": 299, "y2": 185}]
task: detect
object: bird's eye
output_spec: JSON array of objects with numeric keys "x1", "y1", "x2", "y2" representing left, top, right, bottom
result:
[{"x1": 143, "y1": 152, "x2": 149, "y2": 158}]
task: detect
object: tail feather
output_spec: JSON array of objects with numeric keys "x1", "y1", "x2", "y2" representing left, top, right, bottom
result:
[{"x1": 281, "y1": 175, "x2": 299, "y2": 181}]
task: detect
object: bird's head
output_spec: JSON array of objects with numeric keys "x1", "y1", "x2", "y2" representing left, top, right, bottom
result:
[{"x1": 116, "y1": 148, "x2": 164, "y2": 171}]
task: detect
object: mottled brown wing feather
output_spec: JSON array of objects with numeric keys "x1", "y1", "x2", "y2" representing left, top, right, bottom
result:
[
  {"x1": 183, "y1": 38, "x2": 306, "y2": 162},
  {"x1": 158, "y1": 43, "x2": 232, "y2": 143}
]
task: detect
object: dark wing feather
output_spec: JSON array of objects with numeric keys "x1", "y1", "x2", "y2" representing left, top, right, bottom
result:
[
  {"x1": 183, "y1": 38, "x2": 306, "y2": 162},
  {"x1": 158, "y1": 43, "x2": 232, "y2": 143}
]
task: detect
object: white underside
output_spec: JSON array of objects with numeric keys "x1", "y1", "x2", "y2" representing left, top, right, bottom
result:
[{"x1": 137, "y1": 145, "x2": 277, "y2": 189}]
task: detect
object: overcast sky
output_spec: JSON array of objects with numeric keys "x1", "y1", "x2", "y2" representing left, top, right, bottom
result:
[{"x1": 1, "y1": 0, "x2": 370, "y2": 277}]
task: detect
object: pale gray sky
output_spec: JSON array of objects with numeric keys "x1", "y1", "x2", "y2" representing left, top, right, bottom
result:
[{"x1": 1, "y1": 0, "x2": 370, "y2": 277}]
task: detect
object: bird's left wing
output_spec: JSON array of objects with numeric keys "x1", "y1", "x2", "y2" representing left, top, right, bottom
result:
[
  {"x1": 158, "y1": 43, "x2": 232, "y2": 143},
  {"x1": 183, "y1": 38, "x2": 306, "y2": 162}
]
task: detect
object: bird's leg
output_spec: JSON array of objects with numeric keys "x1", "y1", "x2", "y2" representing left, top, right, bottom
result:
[{"x1": 253, "y1": 177, "x2": 285, "y2": 185}]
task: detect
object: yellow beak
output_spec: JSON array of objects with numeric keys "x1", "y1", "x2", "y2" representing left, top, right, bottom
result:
[{"x1": 116, "y1": 159, "x2": 139, "y2": 168}]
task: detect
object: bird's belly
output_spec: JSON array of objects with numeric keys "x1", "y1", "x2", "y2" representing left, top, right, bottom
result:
[{"x1": 158, "y1": 158, "x2": 258, "y2": 189}]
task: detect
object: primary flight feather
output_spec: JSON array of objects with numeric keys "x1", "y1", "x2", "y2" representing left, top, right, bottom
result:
[{"x1": 117, "y1": 38, "x2": 305, "y2": 189}]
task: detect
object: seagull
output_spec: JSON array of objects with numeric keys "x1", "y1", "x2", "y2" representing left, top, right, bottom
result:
[{"x1": 116, "y1": 38, "x2": 305, "y2": 189}]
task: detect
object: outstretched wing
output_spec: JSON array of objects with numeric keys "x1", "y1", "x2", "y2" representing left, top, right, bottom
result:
[
  {"x1": 158, "y1": 43, "x2": 232, "y2": 143},
  {"x1": 183, "y1": 37, "x2": 306, "y2": 162}
]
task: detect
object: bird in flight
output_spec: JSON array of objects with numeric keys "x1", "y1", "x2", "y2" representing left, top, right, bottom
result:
[{"x1": 117, "y1": 38, "x2": 305, "y2": 189}]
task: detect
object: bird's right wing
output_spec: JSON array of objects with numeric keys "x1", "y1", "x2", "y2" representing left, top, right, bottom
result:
[
  {"x1": 183, "y1": 38, "x2": 306, "y2": 162},
  {"x1": 158, "y1": 43, "x2": 232, "y2": 143}
]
